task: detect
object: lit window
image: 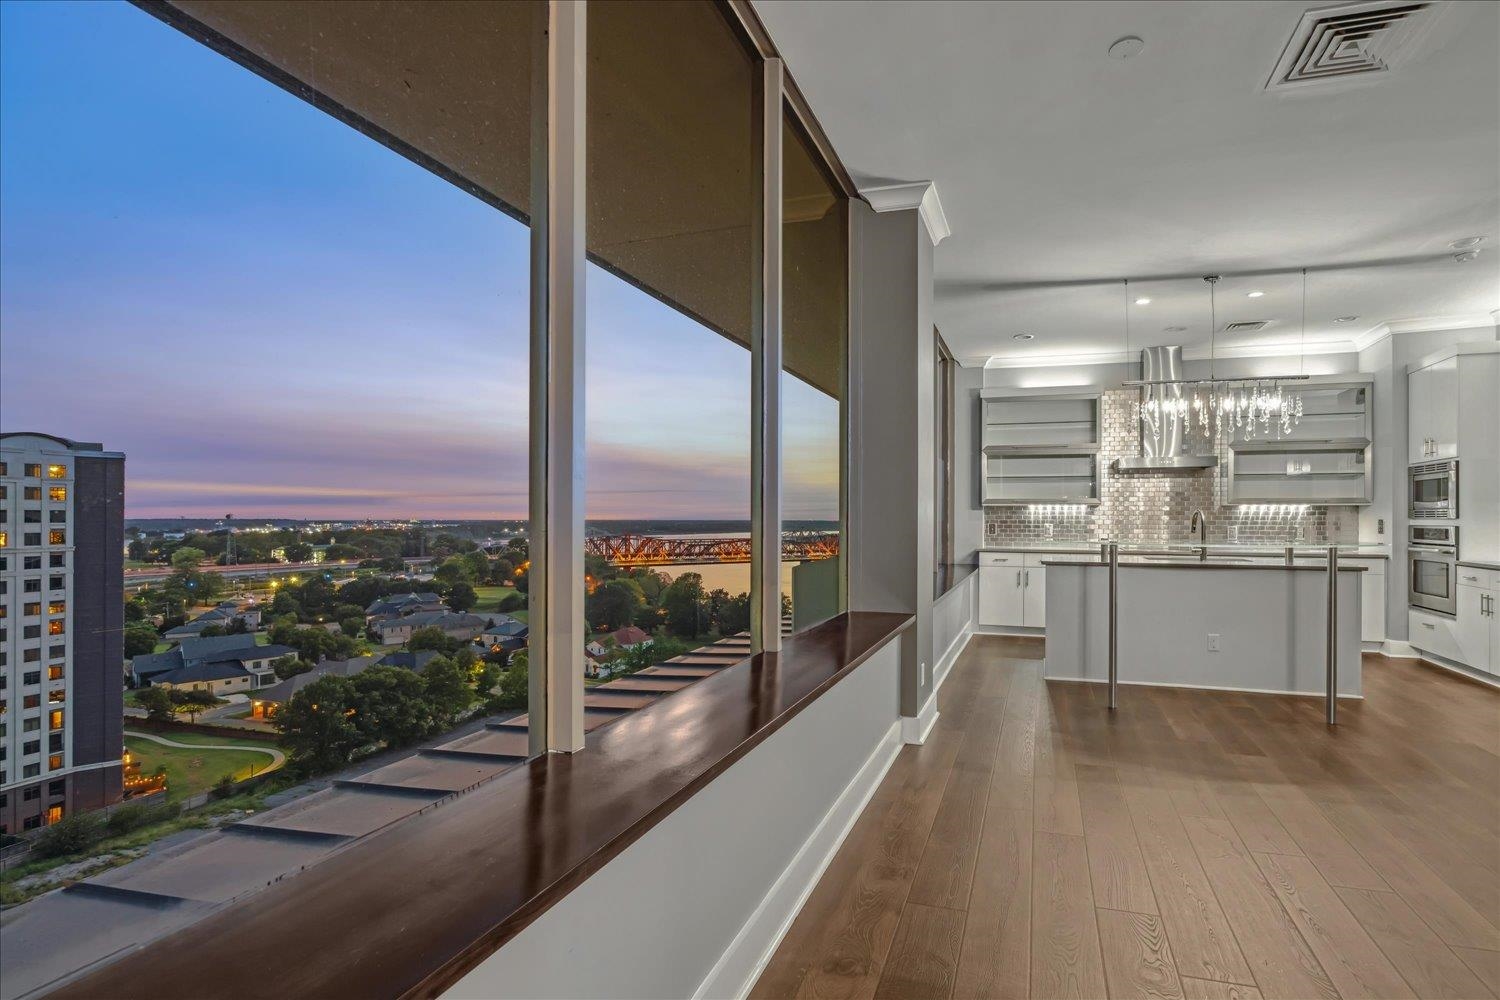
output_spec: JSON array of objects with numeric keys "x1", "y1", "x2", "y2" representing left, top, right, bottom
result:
[
  {"x1": 48, "y1": 709, "x2": 63, "y2": 731},
  {"x1": 45, "y1": 803, "x2": 63, "y2": 823},
  {"x1": 48, "y1": 665, "x2": 64, "y2": 681},
  {"x1": 48, "y1": 600, "x2": 65, "y2": 615},
  {"x1": 49, "y1": 689, "x2": 65, "y2": 703},
  {"x1": 48, "y1": 486, "x2": 67, "y2": 502},
  {"x1": 0, "y1": 532, "x2": 7, "y2": 548},
  {"x1": 48, "y1": 530, "x2": 65, "y2": 545},
  {"x1": 48, "y1": 619, "x2": 65, "y2": 636},
  {"x1": 46, "y1": 464, "x2": 65, "y2": 479},
  {"x1": 23, "y1": 464, "x2": 40, "y2": 477}
]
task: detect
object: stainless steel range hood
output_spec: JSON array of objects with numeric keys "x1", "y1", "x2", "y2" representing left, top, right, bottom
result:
[{"x1": 1112, "y1": 346, "x2": 1219, "y2": 471}]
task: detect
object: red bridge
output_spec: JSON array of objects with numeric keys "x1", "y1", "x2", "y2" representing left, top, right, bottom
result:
[{"x1": 585, "y1": 532, "x2": 839, "y2": 567}]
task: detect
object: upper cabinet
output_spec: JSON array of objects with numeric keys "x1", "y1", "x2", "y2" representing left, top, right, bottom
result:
[
  {"x1": 980, "y1": 388, "x2": 1101, "y2": 505},
  {"x1": 1225, "y1": 377, "x2": 1373, "y2": 505},
  {"x1": 1409, "y1": 355, "x2": 1458, "y2": 462}
]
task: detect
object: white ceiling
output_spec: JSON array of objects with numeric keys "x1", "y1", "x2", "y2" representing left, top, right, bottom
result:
[{"x1": 754, "y1": 0, "x2": 1500, "y2": 365}]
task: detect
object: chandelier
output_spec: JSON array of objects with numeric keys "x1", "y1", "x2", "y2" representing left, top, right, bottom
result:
[{"x1": 1126, "y1": 273, "x2": 1307, "y2": 444}]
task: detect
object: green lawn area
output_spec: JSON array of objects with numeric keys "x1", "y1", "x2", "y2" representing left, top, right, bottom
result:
[
  {"x1": 123, "y1": 734, "x2": 280, "y2": 801},
  {"x1": 473, "y1": 586, "x2": 526, "y2": 621}
]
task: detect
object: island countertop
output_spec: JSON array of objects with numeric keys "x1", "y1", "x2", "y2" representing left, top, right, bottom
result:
[{"x1": 1042, "y1": 559, "x2": 1368, "y2": 571}]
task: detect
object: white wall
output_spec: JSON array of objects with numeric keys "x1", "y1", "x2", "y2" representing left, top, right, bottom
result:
[{"x1": 443, "y1": 639, "x2": 903, "y2": 1000}]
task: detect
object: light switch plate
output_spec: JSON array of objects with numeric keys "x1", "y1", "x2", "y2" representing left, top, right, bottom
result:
[{"x1": 1207, "y1": 634, "x2": 1221, "y2": 652}]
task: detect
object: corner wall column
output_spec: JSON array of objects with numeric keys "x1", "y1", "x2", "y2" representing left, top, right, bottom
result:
[{"x1": 751, "y1": 58, "x2": 784, "y2": 654}]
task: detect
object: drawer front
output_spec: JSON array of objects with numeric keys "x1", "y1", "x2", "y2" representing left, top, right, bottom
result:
[
  {"x1": 980, "y1": 552, "x2": 1021, "y2": 567},
  {"x1": 1409, "y1": 609, "x2": 1462, "y2": 662},
  {"x1": 1456, "y1": 566, "x2": 1500, "y2": 590}
]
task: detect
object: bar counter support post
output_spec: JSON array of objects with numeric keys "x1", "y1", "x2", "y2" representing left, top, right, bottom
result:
[
  {"x1": 1108, "y1": 541, "x2": 1119, "y2": 711},
  {"x1": 1326, "y1": 544, "x2": 1338, "y2": 725}
]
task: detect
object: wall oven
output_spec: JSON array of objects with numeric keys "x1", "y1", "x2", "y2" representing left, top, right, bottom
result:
[
  {"x1": 1408, "y1": 525, "x2": 1458, "y2": 617},
  {"x1": 1409, "y1": 459, "x2": 1458, "y2": 519}
]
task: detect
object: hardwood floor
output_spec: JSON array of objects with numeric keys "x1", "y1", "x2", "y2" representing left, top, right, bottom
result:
[{"x1": 752, "y1": 636, "x2": 1500, "y2": 1000}]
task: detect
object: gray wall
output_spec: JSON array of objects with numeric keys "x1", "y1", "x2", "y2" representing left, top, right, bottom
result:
[
  {"x1": 952, "y1": 365, "x2": 985, "y2": 565},
  {"x1": 847, "y1": 201, "x2": 935, "y2": 718}
]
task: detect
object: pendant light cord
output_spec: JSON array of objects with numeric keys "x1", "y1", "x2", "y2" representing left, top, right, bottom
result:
[{"x1": 1301, "y1": 267, "x2": 1307, "y2": 376}]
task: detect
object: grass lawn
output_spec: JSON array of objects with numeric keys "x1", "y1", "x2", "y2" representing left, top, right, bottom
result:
[
  {"x1": 472, "y1": 586, "x2": 526, "y2": 621},
  {"x1": 123, "y1": 734, "x2": 280, "y2": 801}
]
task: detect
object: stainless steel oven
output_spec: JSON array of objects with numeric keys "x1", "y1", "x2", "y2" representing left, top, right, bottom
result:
[
  {"x1": 1408, "y1": 525, "x2": 1459, "y2": 617},
  {"x1": 1409, "y1": 459, "x2": 1459, "y2": 519}
]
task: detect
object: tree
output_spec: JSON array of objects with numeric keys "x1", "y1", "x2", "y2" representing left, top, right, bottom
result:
[
  {"x1": 422, "y1": 656, "x2": 476, "y2": 726},
  {"x1": 283, "y1": 541, "x2": 314, "y2": 563},
  {"x1": 587, "y1": 578, "x2": 645, "y2": 631},
  {"x1": 498, "y1": 592, "x2": 525, "y2": 612},
  {"x1": 277, "y1": 675, "x2": 364, "y2": 774},
  {"x1": 170, "y1": 547, "x2": 208, "y2": 571},
  {"x1": 495, "y1": 651, "x2": 528, "y2": 709},
  {"x1": 123, "y1": 623, "x2": 159, "y2": 659},
  {"x1": 340, "y1": 616, "x2": 364, "y2": 638},
  {"x1": 459, "y1": 549, "x2": 490, "y2": 582},
  {"x1": 492, "y1": 558, "x2": 516, "y2": 584},
  {"x1": 272, "y1": 654, "x2": 308, "y2": 681},
  {"x1": 123, "y1": 598, "x2": 148, "y2": 623},
  {"x1": 350, "y1": 666, "x2": 432, "y2": 748},
  {"x1": 33, "y1": 814, "x2": 106, "y2": 858},
  {"x1": 170, "y1": 689, "x2": 221, "y2": 723},
  {"x1": 407, "y1": 626, "x2": 461, "y2": 655},
  {"x1": 448, "y1": 581, "x2": 478, "y2": 613},
  {"x1": 660, "y1": 572, "x2": 707, "y2": 637},
  {"x1": 136, "y1": 686, "x2": 175, "y2": 723},
  {"x1": 715, "y1": 592, "x2": 752, "y2": 637}
]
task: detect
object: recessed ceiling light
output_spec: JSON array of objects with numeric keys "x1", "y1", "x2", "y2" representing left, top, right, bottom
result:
[
  {"x1": 1108, "y1": 35, "x2": 1145, "y2": 59},
  {"x1": 1449, "y1": 236, "x2": 1485, "y2": 250},
  {"x1": 1163, "y1": 326, "x2": 1187, "y2": 333},
  {"x1": 1012, "y1": 333, "x2": 1034, "y2": 341},
  {"x1": 1333, "y1": 315, "x2": 1358, "y2": 323},
  {"x1": 1246, "y1": 290, "x2": 1265, "y2": 298},
  {"x1": 1134, "y1": 297, "x2": 1151, "y2": 305}
]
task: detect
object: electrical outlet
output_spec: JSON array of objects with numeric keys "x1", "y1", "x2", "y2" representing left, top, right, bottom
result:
[
  {"x1": 1378, "y1": 518, "x2": 1386, "y2": 535},
  {"x1": 1228, "y1": 525, "x2": 1239, "y2": 542},
  {"x1": 1207, "y1": 634, "x2": 1221, "y2": 652},
  {"x1": 1044, "y1": 522, "x2": 1055, "y2": 539}
]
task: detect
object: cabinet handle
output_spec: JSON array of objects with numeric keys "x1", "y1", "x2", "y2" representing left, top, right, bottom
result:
[
  {"x1": 1462, "y1": 574, "x2": 1480, "y2": 582},
  {"x1": 1025, "y1": 570, "x2": 1030, "y2": 587},
  {"x1": 1016, "y1": 570, "x2": 1022, "y2": 587},
  {"x1": 1421, "y1": 620, "x2": 1436, "y2": 629}
]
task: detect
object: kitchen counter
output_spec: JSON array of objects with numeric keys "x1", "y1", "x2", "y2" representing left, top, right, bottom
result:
[
  {"x1": 982, "y1": 542, "x2": 1389, "y2": 559},
  {"x1": 1044, "y1": 560, "x2": 1362, "y2": 697},
  {"x1": 1459, "y1": 559, "x2": 1500, "y2": 572}
]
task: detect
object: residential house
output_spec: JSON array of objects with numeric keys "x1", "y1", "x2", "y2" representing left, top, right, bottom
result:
[
  {"x1": 606, "y1": 626, "x2": 651, "y2": 650},
  {"x1": 363, "y1": 592, "x2": 447, "y2": 623},
  {"x1": 249, "y1": 655, "x2": 378, "y2": 718},
  {"x1": 131, "y1": 635, "x2": 296, "y2": 689},
  {"x1": 374, "y1": 650, "x2": 442, "y2": 674},
  {"x1": 370, "y1": 610, "x2": 487, "y2": 646},
  {"x1": 162, "y1": 601, "x2": 263, "y2": 642}
]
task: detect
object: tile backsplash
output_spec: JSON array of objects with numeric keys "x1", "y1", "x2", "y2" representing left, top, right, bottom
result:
[{"x1": 983, "y1": 388, "x2": 1359, "y2": 547}]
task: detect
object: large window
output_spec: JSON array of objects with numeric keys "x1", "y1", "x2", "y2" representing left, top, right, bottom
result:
[
  {"x1": 584, "y1": 1, "x2": 758, "y2": 678},
  {"x1": 782, "y1": 114, "x2": 847, "y2": 631}
]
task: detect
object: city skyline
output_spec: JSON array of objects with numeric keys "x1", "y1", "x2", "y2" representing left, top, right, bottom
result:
[{"x1": 0, "y1": 1, "x2": 839, "y2": 522}]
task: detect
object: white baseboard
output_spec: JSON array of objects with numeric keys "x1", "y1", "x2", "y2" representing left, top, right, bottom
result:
[
  {"x1": 901, "y1": 691, "x2": 940, "y2": 745},
  {"x1": 1044, "y1": 675, "x2": 1364, "y2": 700},
  {"x1": 972, "y1": 625, "x2": 1045, "y2": 637},
  {"x1": 1380, "y1": 639, "x2": 1419, "y2": 658},
  {"x1": 1405, "y1": 650, "x2": 1500, "y2": 689},
  {"x1": 932, "y1": 629, "x2": 971, "y2": 695},
  {"x1": 694, "y1": 719, "x2": 903, "y2": 1000}
]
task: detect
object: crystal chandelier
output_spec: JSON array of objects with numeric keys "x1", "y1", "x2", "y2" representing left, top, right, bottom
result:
[{"x1": 1127, "y1": 273, "x2": 1306, "y2": 445}]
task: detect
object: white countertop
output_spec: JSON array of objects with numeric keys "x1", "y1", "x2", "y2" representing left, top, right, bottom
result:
[{"x1": 980, "y1": 542, "x2": 1391, "y2": 559}]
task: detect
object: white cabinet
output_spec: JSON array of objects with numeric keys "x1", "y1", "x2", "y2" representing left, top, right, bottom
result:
[
  {"x1": 978, "y1": 552, "x2": 1051, "y2": 628},
  {"x1": 1412, "y1": 568, "x2": 1499, "y2": 676},
  {"x1": 1408, "y1": 356, "x2": 1458, "y2": 461},
  {"x1": 978, "y1": 566, "x2": 1024, "y2": 627},
  {"x1": 1023, "y1": 566, "x2": 1047, "y2": 628}
]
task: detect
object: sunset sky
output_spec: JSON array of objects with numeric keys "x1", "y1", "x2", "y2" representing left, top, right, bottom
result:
[{"x1": 0, "y1": 1, "x2": 839, "y2": 522}]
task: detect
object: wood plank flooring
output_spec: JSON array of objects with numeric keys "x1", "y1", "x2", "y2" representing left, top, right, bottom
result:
[{"x1": 752, "y1": 637, "x2": 1500, "y2": 999}]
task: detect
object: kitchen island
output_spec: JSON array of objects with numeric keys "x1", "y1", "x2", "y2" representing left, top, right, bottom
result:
[{"x1": 1043, "y1": 556, "x2": 1365, "y2": 698}]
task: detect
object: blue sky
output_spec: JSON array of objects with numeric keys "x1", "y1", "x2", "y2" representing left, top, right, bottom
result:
[{"x1": 0, "y1": 1, "x2": 838, "y2": 521}]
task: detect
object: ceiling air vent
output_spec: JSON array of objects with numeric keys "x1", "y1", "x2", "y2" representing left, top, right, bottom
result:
[
  {"x1": 1223, "y1": 320, "x2": 1271, "y2": 332},
  {"x1": 1265, "y1": 1, "x2": 1438, "y2": 91}
]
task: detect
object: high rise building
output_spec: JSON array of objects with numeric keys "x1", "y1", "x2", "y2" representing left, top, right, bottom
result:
[{"x1": 0, "y1": 433, "x2": 125, "y2": 834}]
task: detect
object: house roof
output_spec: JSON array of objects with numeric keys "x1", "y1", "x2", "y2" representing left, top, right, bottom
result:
[
  {"x1": 375, "y1": 650, "x2": 443, "y2": 674},
  {"x1": 220, "y1": 644, "x2": 297, "y2": 662},
  {"x1": 364, "y1": 592, "x2": 445, "y2": 614},
  {"x1": 609, "y1": 626, "x2": 652, "y2": 646},
  {"x1": 378, "y1": 610, "x2": 485, "y2": 631},
  {"x1": 254, "y1": 655, "x2": 378, "y2": 704},
  {"x1": 154, "y1": 660, "x2": 250, "y2": 685},
  {"x1": 134, "y1": 635, "x2": 282, "y2": 679}
]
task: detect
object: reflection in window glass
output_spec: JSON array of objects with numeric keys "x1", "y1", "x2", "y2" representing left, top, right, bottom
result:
[
  {"x1": 585, "y1": 1, "x2": 758, "y2": 686},
  {"x1": 782, "y1": 114, "x2": 847, "y2": 633},
  {"x1": 0, "y1": 0, "x2": 537, "y2": 984}
]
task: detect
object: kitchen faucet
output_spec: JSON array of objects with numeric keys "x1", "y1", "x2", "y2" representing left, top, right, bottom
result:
[{"x1": 1190, "y1": 509, "x2": 1208, "y2": 561}]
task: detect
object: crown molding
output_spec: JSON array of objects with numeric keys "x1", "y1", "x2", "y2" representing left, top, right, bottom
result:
[
  {"x1": 860, "y1": 180, "x2": 951, "y2": 247},
  {"x1": 1383, "y1": 314, "x2": 1499, "y2": 336}
]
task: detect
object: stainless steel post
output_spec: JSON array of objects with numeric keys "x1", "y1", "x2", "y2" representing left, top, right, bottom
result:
[
  {"x1": 1108, "y1": 542, "x2": 1119, "y2": 711},
  {"x1": 1326, "y1": 544, "x2": 1338, "y2": 725},
  {"x1": 1285, "y1": 545, "x2": 1295, "y2": 566}
]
